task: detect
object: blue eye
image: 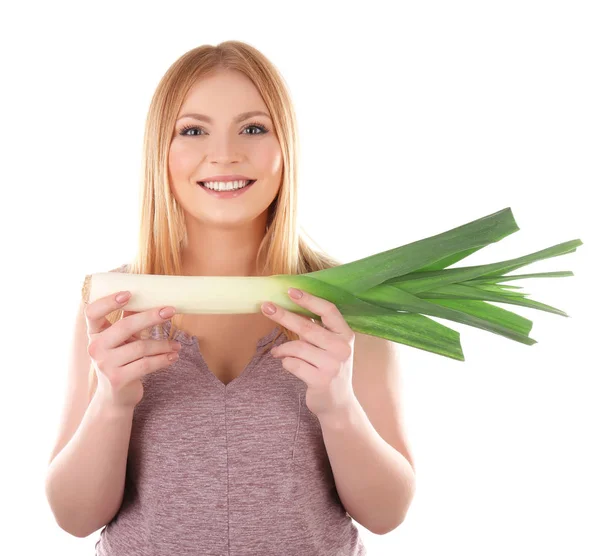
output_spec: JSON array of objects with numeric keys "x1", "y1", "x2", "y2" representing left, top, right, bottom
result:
[{"x1": 178, "y1": 121, "x2": 269, "y2": 137}]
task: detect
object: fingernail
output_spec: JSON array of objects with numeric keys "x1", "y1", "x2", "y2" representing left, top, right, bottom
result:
[
  {"x1": 160, "y1": 307, "x2": 175, "y2": 319},
  {"x1": 116, "y1": 291, "x2": 130, "y2": 303},
  {"x1": 262, "y1": 302, "x2": 276, "y2": 315},
  {"x1": 288, "y1": 288, "x2": 303, "y2": 299}
]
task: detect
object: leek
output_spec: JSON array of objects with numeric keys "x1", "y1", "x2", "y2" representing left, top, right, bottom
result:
[{"x1": 82, "y1": 207, "x2": 583, "y2": 361}]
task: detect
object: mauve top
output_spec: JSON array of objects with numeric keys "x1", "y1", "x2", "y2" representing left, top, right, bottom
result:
[{"x1": 94, "y1": 266, "x2": 367, "y2": 555}]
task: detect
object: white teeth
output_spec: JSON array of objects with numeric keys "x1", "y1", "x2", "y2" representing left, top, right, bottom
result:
[{"x1": 201, "y1": 180, "x2": 252, "y2": 191}]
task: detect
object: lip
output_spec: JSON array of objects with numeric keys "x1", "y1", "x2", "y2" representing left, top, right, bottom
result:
[{"x1": 198, "y1": 174, "x2": 255, "y2": 182}]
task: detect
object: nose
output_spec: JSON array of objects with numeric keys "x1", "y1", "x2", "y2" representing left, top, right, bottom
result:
[{"x1": 206, "y1": 134, "x2": 244, "y2": 164}]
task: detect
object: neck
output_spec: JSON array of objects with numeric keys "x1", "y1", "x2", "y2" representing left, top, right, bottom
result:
[{"x1": 181, "y1": 215, "x2": 268, "y2": 277}]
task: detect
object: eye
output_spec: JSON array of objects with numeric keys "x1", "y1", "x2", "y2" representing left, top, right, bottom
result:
[
  {"x1": 179, "y1": 124, "x2": 204, "y2": 137},
  {"x1": 178, "y1": 121, "x2": 270, "y2": 137},
  {"x1": 242, "y1": 122, "x2": 269, "y2": 135}
]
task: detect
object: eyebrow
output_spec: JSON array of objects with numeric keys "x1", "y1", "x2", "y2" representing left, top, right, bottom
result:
[{"x1": 176, "y1": 110, "x2": 272, "y2": 124}]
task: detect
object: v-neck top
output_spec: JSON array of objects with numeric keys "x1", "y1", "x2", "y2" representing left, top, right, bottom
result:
[{"x1": 94, "y1": 265, "x2": 367, "y2": 555}]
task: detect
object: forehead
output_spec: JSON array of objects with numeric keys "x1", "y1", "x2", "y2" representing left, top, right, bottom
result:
[{"x1": 179, "y1": 70, "x2": 266, "y2": 113}]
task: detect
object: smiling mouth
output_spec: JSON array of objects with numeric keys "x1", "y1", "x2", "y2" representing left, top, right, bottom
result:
[{"x1": 198, "y1": 180, "x2": 256, "y2": 191}]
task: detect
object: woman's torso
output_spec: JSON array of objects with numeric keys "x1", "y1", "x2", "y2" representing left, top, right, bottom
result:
[{"x1": 95, "y1": 264, "x2": 367, "y2": 555}]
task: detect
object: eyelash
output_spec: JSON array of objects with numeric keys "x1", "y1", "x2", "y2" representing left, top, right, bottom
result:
[{"x1": 178, "y1": 121, "x2": 269, "y2": 137}]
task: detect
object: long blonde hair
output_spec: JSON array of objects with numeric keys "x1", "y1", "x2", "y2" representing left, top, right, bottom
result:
[{"x1": 86, "y1": 41, "x2": 341, "y2": 402}]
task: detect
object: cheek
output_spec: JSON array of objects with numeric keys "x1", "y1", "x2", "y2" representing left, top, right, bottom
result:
[
  {"x1": 270, "y1": 146, "x2": 283, "y2": 176},
  {"x1": 257, "y1": 145, "x2": 283, "y2": 194},
  {"x1": 168, "y1": 142, "x2": 198, "y2": 180},
  {"x1": 253, "y1": 139, "x2": 283, "y2": 175}
]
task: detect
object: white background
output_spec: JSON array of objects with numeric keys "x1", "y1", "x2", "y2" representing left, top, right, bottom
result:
[{"x1": 1, "y1": 1, "x2": 598, "y2": 554}]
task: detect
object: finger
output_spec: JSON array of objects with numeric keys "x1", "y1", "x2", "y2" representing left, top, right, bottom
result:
[
  {"x1": 285, "y1": 288, "x2": 353, "y2": 338},
  {"x1": 121, "y1": 351, "x2": 180, "y2": 384},
  {"x1": 110, "y1": 338, "x2": 180, "y2": 368},
  {"x1": 85, "y1": 291, "x2": 133, "y2": 336},
  {"x1": 262, "y1": 301, "x2": 331, "y2": 348},
  {"x1": 122, "y1": 309, "x2": 145, "y2": 342},
  {"x1": 273, "y1": 354, "x2": 318, "y2": 384},
  {"x1": 102, "y1": 305, "x2": 177, "y2": 349},
  {"x1": 271, "y1": 340, "x2": 332, "y2": 369}
]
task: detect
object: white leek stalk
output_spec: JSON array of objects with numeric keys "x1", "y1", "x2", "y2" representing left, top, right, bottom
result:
[
  {"x1": 82, "y1": 207, "x2": 583, "y2": 361},
  {"x1": 83, "y1": 273, "x2": 314, "y2": 317}
]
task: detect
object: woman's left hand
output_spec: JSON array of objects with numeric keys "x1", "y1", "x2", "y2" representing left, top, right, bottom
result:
[{"x1": 262, "y1": 288, "x2": 357, "y2": 420}]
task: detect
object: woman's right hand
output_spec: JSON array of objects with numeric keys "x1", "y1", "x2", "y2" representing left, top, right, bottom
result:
[{"x1": 85, "y1": 291, "x2": 182, "y2": 410}]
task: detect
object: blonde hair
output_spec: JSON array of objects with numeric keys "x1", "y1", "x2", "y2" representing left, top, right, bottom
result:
[{"x1": 86, "y1": 40, "x2": 342, "y2": 402}]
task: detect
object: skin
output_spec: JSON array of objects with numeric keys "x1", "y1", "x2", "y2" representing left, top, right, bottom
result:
[{"x1": 168, "y1": 69, "x2": 283, "y2": 278}]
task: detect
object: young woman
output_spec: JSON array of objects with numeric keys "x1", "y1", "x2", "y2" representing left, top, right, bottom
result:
[{"x1": 45, "y1": 40, "x2": 416, "y2": 555}]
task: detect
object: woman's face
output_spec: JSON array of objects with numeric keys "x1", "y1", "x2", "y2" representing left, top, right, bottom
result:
[{"x1": 168, "y1": 69, "x2": 283, "y2": 229}]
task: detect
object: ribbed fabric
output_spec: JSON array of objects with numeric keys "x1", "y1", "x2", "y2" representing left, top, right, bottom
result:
[{"x1": 94, "y1": 265, "x2": 367, "y2": 555}]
